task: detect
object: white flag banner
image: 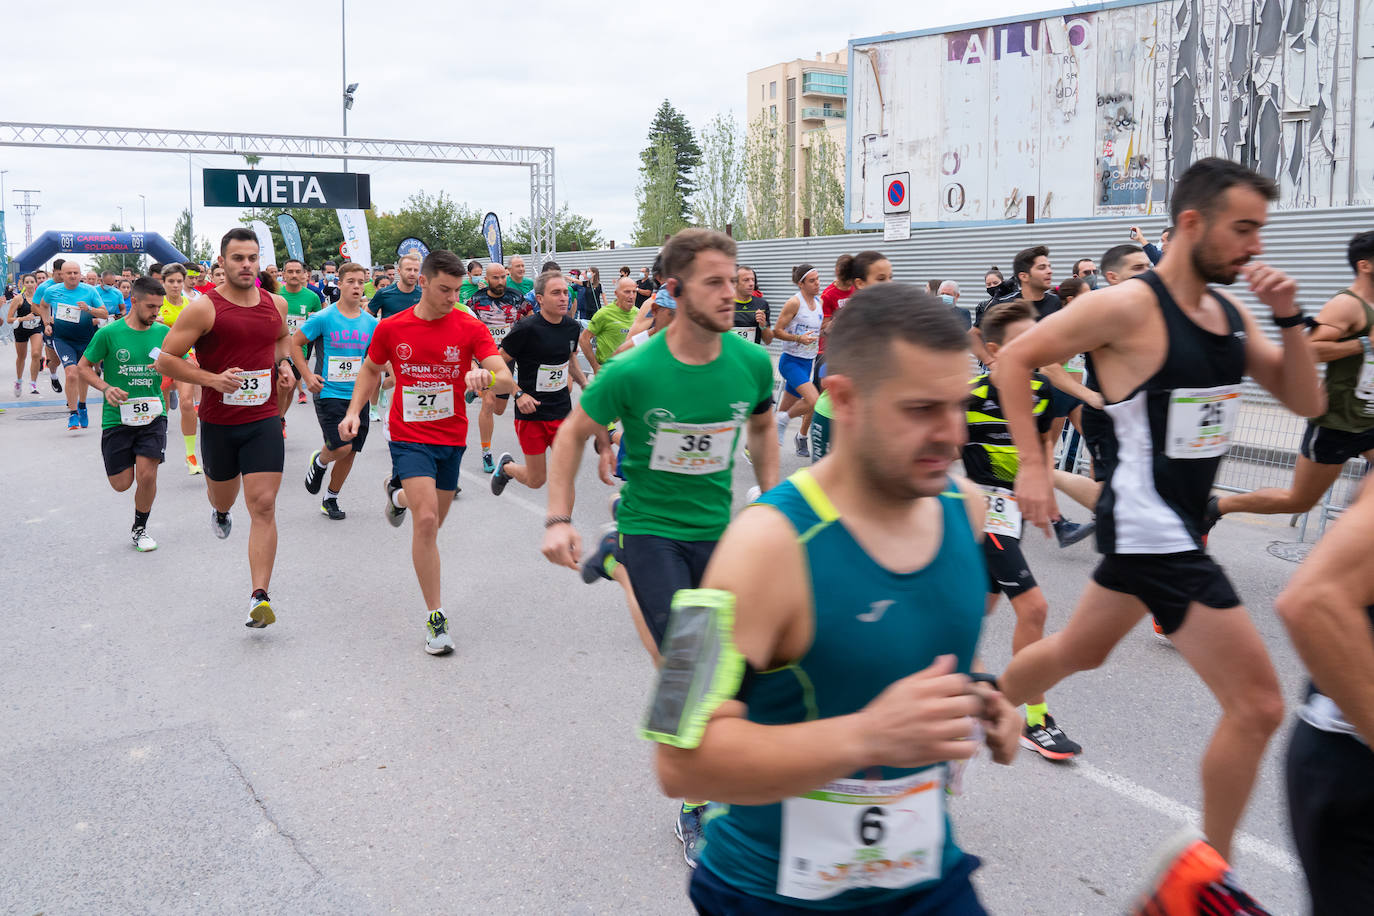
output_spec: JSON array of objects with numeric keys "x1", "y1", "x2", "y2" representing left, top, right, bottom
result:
[
  {"x1": 248, "y1": 220, "x2": 277, "y2": 268},
  {"x1": 336, "y1": 209, "x2": 372, "y2": 269}
]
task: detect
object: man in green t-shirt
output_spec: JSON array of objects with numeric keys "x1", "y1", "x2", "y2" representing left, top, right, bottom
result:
[
  {"x1": 578, "y1": 275, "x2": 638, "y2": 370},
  {"x1": 507, "y1": 255, "x2": 533, "y2": 297},
  {"x1": 539, "y1": 228, "x2": 780, "y2": 866},
  {"x1": 77, "y1": 276, "x2": 172, "y2": 552},
  {"x1": 277, "y1": 258, "x2": 324, "y2": 422}
]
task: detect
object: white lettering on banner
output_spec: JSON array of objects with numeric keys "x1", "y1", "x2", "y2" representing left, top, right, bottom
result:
[
  {"x1": 271, "y1": 175, "x2": 288, "y2": 203},
  {"x1": 301, "y1": 177, "x2": 325, "y2": 204},
  {"x1": 239, "y1": 174, "x2": 268, "y2": 203}
]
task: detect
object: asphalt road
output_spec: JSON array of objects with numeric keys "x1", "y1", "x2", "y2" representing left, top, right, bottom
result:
[{"x1": 0, "y1": 388, "x2": 1319, "y2": 915}]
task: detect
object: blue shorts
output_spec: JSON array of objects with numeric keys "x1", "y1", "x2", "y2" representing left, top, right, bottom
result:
[
  {"x1": 52, "y1": 336, "x2": 92, "y2": 368},
  {"x1": 777, "y1": 352, "x2": 815, "y2": 398},
  {"x1": 388, "y1": 440, "x2": 466, "y2": 492}
]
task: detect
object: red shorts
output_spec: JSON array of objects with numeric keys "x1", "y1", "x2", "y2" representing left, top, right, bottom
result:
[{"x1": 514, "y1": 418, "x2": 563, "y2": 456}]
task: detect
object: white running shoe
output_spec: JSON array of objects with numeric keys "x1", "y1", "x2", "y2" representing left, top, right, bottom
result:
[{"x1": 131, "y1": 528, "x2": 158, "y2": 552}]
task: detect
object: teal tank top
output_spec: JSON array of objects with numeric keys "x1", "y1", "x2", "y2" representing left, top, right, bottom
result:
[{"x1": 699, "y1": 470, "x2": 987, "y2": 910}]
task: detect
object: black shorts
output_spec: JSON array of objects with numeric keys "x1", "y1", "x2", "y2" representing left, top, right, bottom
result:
[
  {"x1": 811, "y1": 355, "x2": 826, "y2": 388},
  {"x1": 1048, "y1": 385, "x2": 1081, "y2": 419},
  {"x1": 618, "y1": 533, "x2": 717, "y2": 648},
  {"x1": 13, "y1": 323, "x2": 42, "y2": 343},
  {"x1": 100, "y1": 415, "x2": 168, "y2": 476},
  {"x1": 1092, "y1": 550, "x2": 1239, "y2": 634},
  {"x1": 1286, "y1": 718, "x2": 1374, "y2": 915},
  {"x1": 1300, "y1": 422, "x2": 1374, "y2": 465},
  {"x1": 200, "y1": 416, "x2": 286, "y2": 481},
  {"x1": 984, "y1": 531, "x2": 1036, "y2": 598},
  {"x1": 314, "y1": 396, "x2": 368, "y2": 452},
  {"x1": 1080, "y1": 405, "x2": 1109, "y2": 482}
]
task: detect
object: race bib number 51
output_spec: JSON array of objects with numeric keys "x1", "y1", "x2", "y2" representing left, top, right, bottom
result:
[
  {"x1": 1165, "y1": 385, "x2": 1240, "y2": 459},
  {"x1": 778, "y1": 770, "x2": 945, "y2": 901},
  {"x1": 649, "y1": 421, "x2": 738, "y2": 475}
]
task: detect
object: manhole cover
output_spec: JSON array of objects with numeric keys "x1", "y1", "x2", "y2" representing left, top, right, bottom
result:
[
  {"x1": 1267, "y1": 540, "x2": 1314, "y2": 564},
  {"x1": 18, "y1": 410, "x2": 73, "y2": 421}
]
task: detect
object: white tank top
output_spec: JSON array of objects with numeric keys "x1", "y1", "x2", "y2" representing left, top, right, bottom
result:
[{"x1": 782, "y1": 292, "x2": 823, "y2": 358}]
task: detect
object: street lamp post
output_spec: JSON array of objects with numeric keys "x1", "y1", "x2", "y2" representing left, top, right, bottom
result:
[
  {"x1": 340, "y1": 0, "x2": 359, "y2": 172},
  {"x1": 139, "y1": 194, "x2": 146, "y2": 232}
]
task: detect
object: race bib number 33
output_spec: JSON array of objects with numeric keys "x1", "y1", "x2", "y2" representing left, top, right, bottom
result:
[
  {"x1": 649, "y1": 421, "x2": 737, "y2": 475},
  {"x1": 1165, "y1": 385, "x2": 1240, "y2": 459},
  {"x1": 222, "y1": 368, "x2": 272, "y2": 406}
]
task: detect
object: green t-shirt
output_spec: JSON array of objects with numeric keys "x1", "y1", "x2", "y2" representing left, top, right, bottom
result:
[
  {"x1": 83, "y1": 319, "x2": 170, "y2": 430},
  {"x1": 363, "y1": 281, "x2": 377, "y2": 298},
  {"x1": 586, "y1": 303, "x2": 638, "y2": 364},
  {"x1": 579, "y1": 331, "x2": 774, "y2": 540},
  {"x1": 510, "y1": 277, "x2": 534, "y2": 297},
  {"x1": 459, "y1": 279, "x2": 484, "y2": 303},
  {"x1": 280, "y1": 286, "x2": 323, "y2": 333}
]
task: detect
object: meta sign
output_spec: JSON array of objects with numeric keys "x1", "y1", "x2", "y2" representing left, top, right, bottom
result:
[{"x1": 203, "y1": 168, "x2": 371, "y2": 209}]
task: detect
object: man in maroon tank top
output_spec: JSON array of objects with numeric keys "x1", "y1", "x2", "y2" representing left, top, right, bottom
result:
[{"x1": 157, "y1": 228, "x2": 293, "y2": 629}]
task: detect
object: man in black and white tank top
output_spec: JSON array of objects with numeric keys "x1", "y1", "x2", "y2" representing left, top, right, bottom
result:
[{"x1": 988, "y1": 158, "x2": 1324, "y2": 905}]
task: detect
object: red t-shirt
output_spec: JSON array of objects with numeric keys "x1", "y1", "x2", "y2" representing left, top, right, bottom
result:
[
  {"x1": 818, "y1": 283, "x2": 853, "y2": 354},
  {"x1": 366, "y1": 307, "x2": 498, "y2": 446}
]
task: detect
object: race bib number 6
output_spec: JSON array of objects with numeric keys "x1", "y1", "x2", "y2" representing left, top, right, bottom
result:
[
  {"x1": 649, "y1": 421, "x2": 738, "y2": 475},
  {"x1": 402, "y1": 385, "x2": 454, "y2": 422},
  {"x1": 222, "y1": 368, "x2": 272, "y2": 406},
  {"x1": 1165, "y1": 385, "x2": 1240, "y2": 459}
]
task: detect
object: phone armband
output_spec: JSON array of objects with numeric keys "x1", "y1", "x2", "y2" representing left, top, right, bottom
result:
[{"x1": 640, "y1": 589, "x2": 746, "y2": 750}]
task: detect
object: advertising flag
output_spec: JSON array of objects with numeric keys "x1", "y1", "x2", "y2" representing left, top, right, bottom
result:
[
  {"x1": 481, "y1": 212, "x2": 502, "y2": 265},
  {"x1": 336, "y1": 209, "x2": 373, "y2": 269},
  {"x1": 248, "y1": 220, "x2": 277, "y2": 268},
  {"x1": 396, "y1": 237, "x2": 431, "y2": 260},
  {"x1": 277, "y1": 213, "x2": 305, "y2": 262}
]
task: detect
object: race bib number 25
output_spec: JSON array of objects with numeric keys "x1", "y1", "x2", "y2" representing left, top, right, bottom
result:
[{"x1": 1165, "y1": 385, "x2": 1240, "y2": 459}]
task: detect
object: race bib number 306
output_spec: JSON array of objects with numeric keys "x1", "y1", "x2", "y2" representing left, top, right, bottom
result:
[
  {"x1": 649, "y1": 421, "x2": 738, "y2": 475},
  {"x1": 222, "y1": 368, "x2": 272, "y2": 406},
  {"x1": 401, "y1": 385, "x2": 454, "y2": 422},
  {"x1": 1165, "y1": 385, "x2": 1241, "y2": 459},
  {"x1": 778, "y1": 770, "x2": 945, "y2": 901}
]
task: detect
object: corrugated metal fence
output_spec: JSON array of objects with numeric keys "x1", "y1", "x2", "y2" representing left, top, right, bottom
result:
[{"x1": 538, "y1": 207, "x2": 1374, "y2": 537}]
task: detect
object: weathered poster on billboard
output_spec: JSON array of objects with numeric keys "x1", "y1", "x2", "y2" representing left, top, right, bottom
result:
[{"x1": 847, "y1": 0, "x2": 1369, "y2": 228}]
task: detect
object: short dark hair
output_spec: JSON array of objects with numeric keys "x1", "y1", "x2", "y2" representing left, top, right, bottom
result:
[
  {"x1": 534, "y1": 271, "x2": 566, "y2": 297},
  {"x1": 220, "y1": 227, "x2": 258, "y2": 255},
  {"x1": 283, "y1": 258, "x2": 305, "y2": 270},
  {"x1": 661, "y1": 228, "x2": 737, "y2": 283},
  {"x1": 52, "y1": 258, "x2": 65, "y2": 271},
  {"x1": 1057, "y1": 277, "x2": 1089, "y2": 302},
  {"x1": 834, "y1": 253, "x2": 854, "y2": 280},
  {"x1": 421, "y1": 249, "x2": 466, "y2": 281},
  {"x1": 161, "y1": 263, "x2": 186, "y2": 279},
  {"x1": 1169, "y1": 157, "x2": 1278, "y2": 224},
  {"x1": 980, "y1": 300, "x2": 1036, "y2": 346},
  {"x1": 792, "y1": 263, "x2": 818, "y2": 285},
  {"x1": 147, "y1": 262, "x2": 163, "y2": 276},
  {"x1": 323, "y1": 261, "x2": 337, "y2": 269},
  {"x1": 1101, "y1": 244, "x2": 1145, "y2": 276},
  {"x1": 619, "y1": 265, "x2": 631, "y2": 277},
  {"x1": 984, "y1": 267, "x2": 1003, "y2": 283},
  {"x1": 846, "y1": 250, "x2": 889, "y2": 285},
  {"x1": 1072, "y1": 258, "x2": 1093, "y2": 276},
  {"x1": 542, "y1": 260, "x2": 561, "y2": 274},
  {"x1": 338, "y1": 261, "x2": 367, "y2": 280},
  {"x1": 466, "y1": 260, "x2": 483, "y2": 274},
  {"x1": 1013, "y1": 246, "x2": 1049, "y2": 281},
  {"x1": 826, "y1": 284, "x2": 968, "y2": 386},
  {"x1": 131, "y1": 276, "x2": 165, "y2": 299},
  {"x1": 1348, "y1": 231, "x2": 1374, "y2": 273}
]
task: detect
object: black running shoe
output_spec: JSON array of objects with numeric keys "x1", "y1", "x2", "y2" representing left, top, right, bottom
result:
[
  {"x1": 304, "y1": 450, "x2": 326, "y2": 494},
  {"x1": 383, "y1": 477, "x2": 407, "y2": 527},
  {"x1": 50, "y1": 375, "x2": 62, "y2": 393},
  {"x1": 490, "y1": 452, "x2": 514, "y2": 496},
  {"x1": 320, "y1": 497, "x2": 346, "y2": 520},
  {"x1": 581, "y1": 529, "x2": 618, "y2": 584},
  {"x1": 1021, "y1": 714, "x2": 1082, "y2": 761},
  {"x1": 675, "y1": 805, "x2": 706, "y2": 869},
  {"x1": 1053, "y1": 517, "x2": 1096, "y2": 548}
]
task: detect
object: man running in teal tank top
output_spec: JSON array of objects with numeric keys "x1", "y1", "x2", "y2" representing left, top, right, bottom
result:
[{"x1": 654, "y1": 285, "x2": 1021, "y2": 915}]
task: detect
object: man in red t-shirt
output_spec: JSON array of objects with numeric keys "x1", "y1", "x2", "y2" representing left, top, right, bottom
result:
[{"x1": 340, "y1": 250, "x2": 514, "y2": 656}]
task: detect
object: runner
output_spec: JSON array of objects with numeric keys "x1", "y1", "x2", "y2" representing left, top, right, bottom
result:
[
  {"x1": 157, "y1": 264, "x2": 203, "y2": 474},
  {"x1": 96, "y1": 270, "x2": 125, "y2": 321},
  {"x1": 339, "y1": 250, "x2": 514, "y2": 655},
  {"x1": 33, "y1": 262, "x2": 64, "y2": 393},
  {"x1": 994, "y1": 158, "x2": 1322, "y2": 900},
  {"x1": 35, "y1": 260, "x2": 107, "y2": 430},
  {"x1": 77, "y1": 276, "x2": 170, "y2": 552},
  {"x1": 156, "y1": 227, "x2": 294, "y2": 630},
  {"x1": 965, "y1": 300, "x2": 1082, "y2": 759},
  {"x1": 465, "y1": 261, "x2": 525, "y2": 472},
  {"x1": 651, "y1": 283, "x2": 1020, "y2": 912},
  {"x1": 540, "y1": 228, "x2": 779, "y2": 865},
  {"x1": 1275, "y1": 476, "x2": 1374, "y2": 916},
  {"x1": 366, "y1": 252, "x2": 424, "y2": 421},
  {"x1": 459, "y1": 260, "x2": 484, "y2": 303},
  {"x1": 291, "y1": 261, "x2": 378, "y2": 520},
  {"x1": 772, "y1": 264, "x2": 825, "y2": 456},
  {"x1": 277, "y1": 259, "x2": 324, "y2": 424},
  {"x1": 731, "y1": 265, "x2": 772, "y2": 345},
  {"x1": 1204, "y1": 230, "x2": 1374, "y2": 533},
  {"x1": 7, "y1": 273, "x2": 45, "y2": 395},
  {"x1": 581, "y1": 275, "x2": 640, "y2": 370},
  {"x1": 490, "y1": 271, "x2": 588, "y2": 495},
  {"x1": 506, "y1": 255, "x2": 533, "y2": 298}
]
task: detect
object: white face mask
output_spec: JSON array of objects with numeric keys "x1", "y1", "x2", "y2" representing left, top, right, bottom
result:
[{"x1": 940, "y1": 294, "x2": 954, "y2": 305}]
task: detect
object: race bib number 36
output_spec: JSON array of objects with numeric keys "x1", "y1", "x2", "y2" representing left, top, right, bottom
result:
[
  {"x1": 119, "y1": 396, "x2": 163, "y2": 427},
  {"x1": 981, "y1": 487, "x2": 1021, "y2": 537},
  {"x1": 1165, "y1": 385, "x2": 1240, "y2": 459},
  {"x1": 649, "y1": 421, "x2": 738, "y2": 475},
  {"x1": 222, "y1": 368, "x2": 272, "y2": 406},
  {"x1": 402, "y1": 385, "x2": 454, "y2": 422},
  {"x1": 778, "y1": 770, "x2": 945, "y2": 901},
  {"x1": 327, "y1": 355, "x2": 360, "y2": 382},
  {"x1": 536, "y1": 362, "x2": 568, "y2": 392}
]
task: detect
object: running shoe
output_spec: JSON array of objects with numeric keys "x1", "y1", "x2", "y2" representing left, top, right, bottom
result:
[
  {"x1": 369, "y1": 406, "x2": 380, "y2": 422},
  {"x1": 211, "y1": 510, "x2": 232, "y2": 539},
  {"x1": 482, "y1": 452, "x2": 495, "y2": 474},
  {"x1": 131, "y1": 528, "x2": 158, "y2": 552},
  {"x1": 51, "y1": 376, "x2": 62, "y2": 393},
  {"x1": 280, "y1": 416, "x2": 287, "y2": 439},
  {"x1": 66, "y1": 412, "x2": 79, "y2": 431},
  {"x1": 1052, "y1": 517, "x2": 1096, "y2": 548},
  {"x1": 77, "y1": 403, "x2": 88, "y2": 428},
  {"x1": 245, "y1": 592, "x2": 276, "y2": 628},
  {"x1": 675, "y1": 805, "x2": 706, "y2": 869},
  {"x1": 186, "y1": 455, "x2": 202, "y2": 476},
  {"x1": 746, "y1": 486, "x2": 762, "y2": 504},
  {"x1": 1131, "y1": 828, "x2": 1272, "y2": 915},
  {"x1": 794, "y1": 432, "x2": 809, "y2": 458},
  {"x1": 1152, "y1": 618, "x2": 1173, "y2": 645},
  {"x1": 425, "y1": 610, "x2": 454, "y2": 655},
  {"x1": 1021, "y1": 715, "x2": 1082, "y2": 760},
  {"x1": 320, "y1": 497, "x2": 346, "y2": 520},
  {"x1": 383, "y1": 477, "x2": 407, "y2": 527},
  {"x1": 12, "y1": 380, "x2": 19, "y2": 395},
  {"x1": 297, "y1": 389, "x2": 307, "y2": 405},
  {"x1": 490, "y1": 452, "x2": 514, "y2": 496},
  {"x1": 741, "y1": 444, "x2": 752, "y2": 465},
  {"x1": 30, "y1": 381, "x2": 39, "y2": 394},
  {"x1": 464, "y1": 388, "x2": 478, "y2": 404},
  {"x1": 581, "y1": 529, "x2": 618, "y2": 584},
  {"x1": 304, "y1": 450, "x2": 326, "y2": 494}
]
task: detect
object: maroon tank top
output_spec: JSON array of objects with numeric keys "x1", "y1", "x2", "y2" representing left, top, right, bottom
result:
[{"x1": 195, "y1": 288, "x2": 284, "y2": 426}]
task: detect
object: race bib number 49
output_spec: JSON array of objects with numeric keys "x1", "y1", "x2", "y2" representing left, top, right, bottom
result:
[
  {"x1": 327, "y1": 355, "x2": 360, "y2": 382},
  {"x1": 222, "y1": 368, "x2": 272, "y2": 406},
  {"x1": 778, "y1": 770, "x2": 945, "y2": 901},
  {"x1": 649, "y1": 421, "x2": 737, "y2": 475},
  {"x1": 1165, "y1": 385, "x2": 1240, "y2": 459},
  {"x1": 402, "y1": 385, "x2": 454, "y2": 422}
]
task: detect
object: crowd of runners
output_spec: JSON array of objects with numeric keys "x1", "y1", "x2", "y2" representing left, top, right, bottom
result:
[{"x1": 3, "y1": 156, "x2": 1371, "y2": 915}]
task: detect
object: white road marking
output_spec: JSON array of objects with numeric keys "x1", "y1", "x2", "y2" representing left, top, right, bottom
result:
[
  {"x1": 458, "y1": 469, "x2": 546, "y2": 518},
  {"x1": 1075, "y1": 761, "x2": 1299, "y2": 874}
]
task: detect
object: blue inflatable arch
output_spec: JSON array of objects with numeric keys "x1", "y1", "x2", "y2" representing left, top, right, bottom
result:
[{"x1": 15, "y1": 230, "x2": 187, "y2": 273}]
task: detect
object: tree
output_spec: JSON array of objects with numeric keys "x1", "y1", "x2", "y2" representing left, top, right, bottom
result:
[
  {"x1": 632, "y1": 133, "x2": 688, "y2": 247},
  {"x1": 242, "y1": 154, "x2": 262, "y2": 169},
  {"x1": 800, "y1": 127, "x2": 847, "y2": 237},
  {"x1": 238, "y1": 206, "x2": 344, "y2": 268},
  {"x1": 638, "y1": 100, "x2": 701, "y2": 226},
  {"x1": 506, "y1": 204, "x2": 605, "y2": 254},
  {"x1": 367, "y1": 191, "x2": 485, "y2": 264},
  {"x1": 693, "y1": 112, "x2": 745, "y2": 234},
  {"x1": 170, "y1": 209, "x2": 213, "y2": 262},
  {"x1": 742, "y1": 111, "x2": 789, "y2": 241}
]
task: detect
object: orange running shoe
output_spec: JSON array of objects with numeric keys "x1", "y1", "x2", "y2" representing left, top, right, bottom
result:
[
  {"x1": 186, "y1": 455, "x2": 202, "y2": 476},
  {"x1": 1132, "y1": 830, "x2": 1271, "y2": 915}
]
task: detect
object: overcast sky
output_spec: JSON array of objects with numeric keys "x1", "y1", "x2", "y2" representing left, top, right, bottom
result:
[{"x1": 1, "y1": 0, "x2": 1052, "y2": 262}]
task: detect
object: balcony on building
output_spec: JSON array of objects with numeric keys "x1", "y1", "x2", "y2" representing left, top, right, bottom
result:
[
  {"x1": 801, "y1": 71, "x2": 848, "y2": 98},
  {"x1": 801, "y1": 105, "x2": 846, "y2": 122}
]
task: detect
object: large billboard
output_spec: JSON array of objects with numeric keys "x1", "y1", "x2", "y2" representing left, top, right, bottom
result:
[{"x1": 847, "y1": 0, "x2": 1372, "y2": 228}]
